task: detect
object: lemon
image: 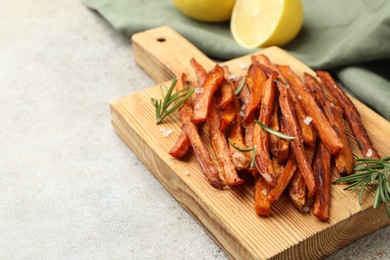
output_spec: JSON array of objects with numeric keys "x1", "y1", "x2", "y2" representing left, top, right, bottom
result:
[
  {"x1": 173, "y1": 0, "x2": 236, "y2": 23},
  {"x1": 231, "y1": 0, "x2": 303, "y2": 48}
]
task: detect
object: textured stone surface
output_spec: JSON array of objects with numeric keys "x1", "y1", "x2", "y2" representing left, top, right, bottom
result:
[{"x1": 0, "y1": 0, "x2": 388, "y2": 259}]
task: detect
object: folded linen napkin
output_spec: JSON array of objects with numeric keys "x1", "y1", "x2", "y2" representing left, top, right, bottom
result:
[{"x1": 82, "y1": 0, "x2": 390, "y2": 120}]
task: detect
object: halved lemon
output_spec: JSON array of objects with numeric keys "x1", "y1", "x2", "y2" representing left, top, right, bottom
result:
[
  {"x1": 231, "y1": 0, "x2": 303, "y2": 48},
  {"x1": 173, "y1": 0, "x2": 236, "y2": 23}
]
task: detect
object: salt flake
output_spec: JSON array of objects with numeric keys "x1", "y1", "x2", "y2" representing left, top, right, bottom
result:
[
  {"x1": 239, "y1": 62, "x2": 248, "y2": 70},
  {"x1": 366, "y1": 149, "x2": 373, "y2": 157},
  {"x1": 194, "y1": 87, "x2": 204, "y2": 94},
  {"x1": 303, "y1": 116, "x2": 313, "y2": 125},
  {"x1": 159, "y1": 127, "x2": 173, "y2": 137},
  {"x1": 228, "y1": 74, "x2": 238, "y2": 80}
]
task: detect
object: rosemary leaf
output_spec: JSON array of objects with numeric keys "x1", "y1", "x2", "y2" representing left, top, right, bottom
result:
[
  {"x1": 351, "y1": 176, "x2": 371, "y2": 193},
  {"x1": 152, "y1": 78, "x2": 194, "y2": 124},
  {"x1": 161, "y1": 78, "x2": 177, "y2": 112},
  {"x1": 228, "y1": 138, "x2": 255, "y2": 152},
  {"x1": 234, "y1": 78, "x2": 246, "y2": 95},
  {"x1": 227, "y1": 138, "x2": 257, "y2": 168},
  {"x1": 159, "y1": 89, "x2": 194, "y2": 122},
  {"x1": 333, "y1": 157, "x2": 390, "y2": 218},
  {"x1": 250, "y1": 145, "x2": 257, "y2": 169},
  {"x1": 359, "y1": 181, "x2": 369, "y2": 205},
  {"x1": 254, "y1": 120, "x2": 295, "y2": 140},
  {"x1": 373, "y1": 188, "x2": 382, "y2": 209},
  {"x1": 379, "y1": 174, "x2": 387, "y2": 203}
]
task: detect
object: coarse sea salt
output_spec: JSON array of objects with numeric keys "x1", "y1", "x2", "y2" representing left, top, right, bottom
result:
[
  {"x1": 159, "y1": 127, "x2": 173, "y2": 137},
  {"x1": 194, "y1": 87, "x2": 204, "y2": 94},
  {"x1": 239, "y1": 62, "x2": 248, "y2": 70},
  {"x1": 366, "y1": 149, "x2": 373, "y2": 157},
  {"x1": 303, "y1": 116, "x2": 313, "y2": 125},
  {"x1": 228, "y1": 74, "x2": 238, "y2": 80}
]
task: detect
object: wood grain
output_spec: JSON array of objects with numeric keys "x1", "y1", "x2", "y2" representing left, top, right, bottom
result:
[{"x1": 110, "y1": 26, "x2": 390, "y2": 259}]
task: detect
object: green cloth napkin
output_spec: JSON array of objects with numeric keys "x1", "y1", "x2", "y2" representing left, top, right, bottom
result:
[{"x1": 82, "y1": 0, "x2": 390, "y2": 120}]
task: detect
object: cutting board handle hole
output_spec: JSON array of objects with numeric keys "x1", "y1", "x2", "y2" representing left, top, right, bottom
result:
[{"x1": 157, "y1": 37, "x2": 166, "y2": 42}]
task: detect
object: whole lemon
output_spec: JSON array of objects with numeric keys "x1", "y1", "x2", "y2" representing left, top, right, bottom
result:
[{"x1": 173, "y1": 0, "x2": 236, "y2": 22}]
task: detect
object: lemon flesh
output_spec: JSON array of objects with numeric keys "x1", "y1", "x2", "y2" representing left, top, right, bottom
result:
[
  {"x1": 173, "y1": 0, "x2": 236, "y2": 22},
  {"x1": 231, "y1": 0, "x2": 303, "y2": 48}
]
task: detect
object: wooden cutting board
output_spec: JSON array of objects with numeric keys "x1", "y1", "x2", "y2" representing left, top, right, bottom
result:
[{"x1": 110, "y1": 26, "x2": 390, "y2": 259}]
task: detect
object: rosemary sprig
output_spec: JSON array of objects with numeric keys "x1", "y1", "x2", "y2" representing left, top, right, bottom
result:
[
  {"x1": 151, "y1": 78, "x2": 194, "y2": 124},
  {"x1": 254, "y1": 120, "x2": 295, "y2": 140},
  {"x1": 234, "y1": 78, "x2": 246, "y2": 95},
  {"x1": 332, "y1": 157, "x2": 390, "y2": 218},
  {"x1": 228, "y1": 138, "x2": 257, "y2": 168}
]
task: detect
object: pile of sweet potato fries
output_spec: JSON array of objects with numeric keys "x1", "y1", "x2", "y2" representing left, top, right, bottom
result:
[{"x1": 168, "y1": 54, "x2": 379, "y2": 222}]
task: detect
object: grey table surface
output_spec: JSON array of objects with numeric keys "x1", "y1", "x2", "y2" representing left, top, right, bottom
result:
[{"x1": 1, "y1": 0, "x2": 389, "y2": 259}]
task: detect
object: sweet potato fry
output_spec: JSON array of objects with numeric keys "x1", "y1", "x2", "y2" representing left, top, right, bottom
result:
[
  {"x1": 251, "y1": 54, "x2": 293, "y2": 162},
  {"x1": 169, "y1": 127, "x2": 191, "y2": 158},
  {"x1": 239, "y1": 81, "x2": 259, "y2": 175},
  {"x1": 277, "y1": 116, "x2": 290, "y2": 164},
  {"x1": 268, "y1": 153, "x2": 297, "y2": 202},
  {"x1": 252, "y1": 51, "x2": 315, "y2": 147},
  {"x1": 217, "y1": 80, "x2": 234, "y2": 109},
  {"x1": 251, "y1": 54, "x2": 280, "y2": 78},
  {"x1": 183, "y1": 123, "x2": 225, "y2": 189},
  {"x1": 244, "y1": 120, "x2": 258, "y2": 177},
  {"x1": 228, "y1": 123, "x2": 251, "y2": 170},
  {"x1": 287, "y1": 87, "x2": 317, "y2": 146},
  {"x1": 316, "y1": 70, "x2": 380, "y2": 159},
  {"x1": 175, "y1": 73, "x2": 193, "y2": 123},
  {"x1": 272, "y1": 157, "x2": 285, "y2": 177},
  {"x1": 252, "y1": 52, "x2": 315, "y2": 146},
  {"x1": 239, "y1": 82, "x2": 251, "y2": 116},
  {"x1": 313, "y1": 141, "x2": 332, "y2": 222},
  {"x1": 289, "y1": 172, "x2": 306, "y2": 211},
  {"x1": 169, "y1": 73, "x2": 192, "y2": 158},
  {"x1": 192, "y1": 65, "x2": 225, "y2": 124},
  {"x1": 190, "y1": 57, "x2": 207, "y2": 86},
  {"x1": 171, "y1": 73, "x2": 225, "y2": 188},
  {"x1": 254, "y1": 72, "x2": 278, "y2": 187},
  {"x1": 219, "y1": 101, "x2": 235, "y2": 131},
  {"x1": 305, "y1": 73, "x2": 354, "y2": 175},
  {"x1": 254, "y1": 178, "x2": 271, "y2": 217},
  {"x1": 289, "y1": 145, "x2": 316, "y2": 211},
  {"x1": 207, "y1": 102, "x2": 243, "y2": 186},
  {"x1": 277, "y1": 82, "x2": 317, "y2": 198},
  {"x1": 278, "y1": 65, "x2": 343, "y2": 155},
  {"x1": 228, "y1": 87, "x2": 251, "y2": 170},
  {"x1": 242, "y1": 65, "x2": 267, "y2": 122},
  {"x1": 304, "y1": 73, "x2": 335, "y2": 106},
  {"x1": 269, "y1": 101, "x2": 280, "y2": 158}
]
